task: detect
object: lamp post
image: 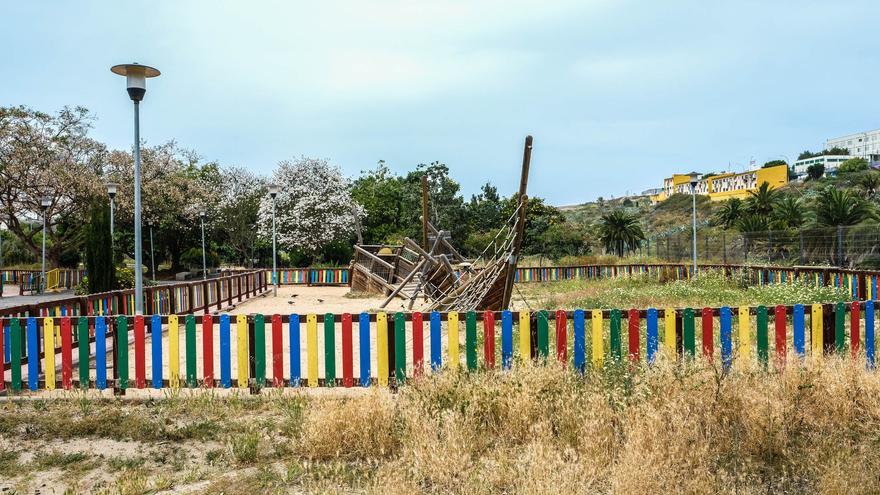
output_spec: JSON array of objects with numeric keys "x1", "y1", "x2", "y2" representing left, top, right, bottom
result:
[
  {"x1": 689, "y1": 174, "x2": 699, "y2": 275},
  {"x1": 111, "y1": 63, "x2": 160, "y2": 315},
  {"x1": 106, "y1": 182, "x2": 117, "y2": 263},
  {"x1": 268, "y1": 184, "x2": 279, "y2": 296},
  {"x1": 148, "y1": 221, "x2": 156, "y2": 282},
  {"x1": 0, "y1": 222, "x2": 5, "y2": 297},
  {"x1": 199, "y1": 210, "x2": 207, "y2": 280},
  {"x1": 40, "y1": 196, "x2": 51, "y2": 293}
]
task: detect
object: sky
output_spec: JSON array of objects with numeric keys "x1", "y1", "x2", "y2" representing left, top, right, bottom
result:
[{"x1": 2, "y1": 1, "x2": 878, "y2": 206}]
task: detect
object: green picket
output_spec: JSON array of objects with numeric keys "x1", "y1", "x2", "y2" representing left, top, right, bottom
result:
[
  {"x1": 254, "y1": 314, "x2": 266, "y2": 387},
  {"x1": 683, "y1": 308, "x2": 695, "y2": 357},
  {"x1": 117, "y1": 316, "x2": 128, "y2": 390},
  {"x1": 466, "y1": 311, "x2": 478, "y2": 371},
  {"x1": 324, "y1": 313, "x2": 335, "y2": 386},
  {"x1": 10, "y1": 318, "x2": 21, "y2": 391},
  {"x1": 185, "y1": 315, "x2": 197, "y2": 387},
  {"x1": 835, "y1": 302, "x2": 845, "y2": 354},
  {"x1": 395, "y1": 312, "x2": 406, "y2": 383},
  {"x1": 78, "y1": 317, "x2": 89, "y2": 389},
  {"x1": 756, "y1": 306, "x2": 768, "y2": 367},
  {"x1": 537, "y1": 310, "x2": 549, "y2": 361},
  {"x1": 610, "y1": 309, "x2": 622, "y2": 360}
]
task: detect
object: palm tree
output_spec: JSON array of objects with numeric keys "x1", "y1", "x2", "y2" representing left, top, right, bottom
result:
[
  {"x1": 712, "y1": 198, "x2": 743, "y2": 229},
  {"x1": 736, "y1": 213, "x2": 769, "y2": 233},
  {"x1": 815, "y1": 186, "x2": 874, "y2": 226},
  {"x1": 860, "y1": 172, "x2": 880, "y2": 198},
  {"x1": 744, "y1": 182, "x2": 779, "y2": 216},
  {"x1": 772, "y1": 195, "x2": 806, "y2": 229},
  {"x1": 598, "y1": 210, "x2": 645, "y2": 257}
]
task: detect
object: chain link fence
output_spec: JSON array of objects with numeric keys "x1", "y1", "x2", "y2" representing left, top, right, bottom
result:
[{"x1": 643, "y1": 225, "x2": 880, "y2": 268}]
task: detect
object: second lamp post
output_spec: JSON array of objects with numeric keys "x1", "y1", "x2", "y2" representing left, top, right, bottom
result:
[{"x1": 268, "y1": 184, "x2": 279, "y2": 296}]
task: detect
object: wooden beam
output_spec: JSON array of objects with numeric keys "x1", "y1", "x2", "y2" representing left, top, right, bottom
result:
[
  {"x1": 353, "y1": 245, "x2": 394, "y2": 271},
  {"x1": 501, "y1": 135, "x2": 532, "y2": 310},
  {"x1": 421, "y1": 175, "x2": 430, "y2": 250},
  {"x1": 379, "y1": 259, "x2": 426, "y2": 308}
]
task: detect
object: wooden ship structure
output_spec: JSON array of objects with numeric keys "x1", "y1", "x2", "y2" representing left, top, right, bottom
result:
[{"x1": 349, "y1": 136, "x2": 533, "y2": 311}]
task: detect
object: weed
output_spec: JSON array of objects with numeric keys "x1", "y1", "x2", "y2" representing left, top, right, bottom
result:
[{"x1": 228, "y1": 429, "x2": 260, "y2": 465}]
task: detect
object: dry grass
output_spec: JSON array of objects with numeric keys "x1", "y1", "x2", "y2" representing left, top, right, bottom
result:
[{"x1": 3, "y1": 359, "x2": 880, "y2": 493}]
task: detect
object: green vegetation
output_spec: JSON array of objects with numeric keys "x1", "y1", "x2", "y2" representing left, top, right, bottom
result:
[{"x1": 520, "y1": 270, "x2": 850, "y2": 309}]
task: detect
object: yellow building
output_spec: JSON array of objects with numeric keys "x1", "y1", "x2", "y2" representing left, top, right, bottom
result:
[{"x1": 650, "y1": 164, "x2": 788, "y2": 203}]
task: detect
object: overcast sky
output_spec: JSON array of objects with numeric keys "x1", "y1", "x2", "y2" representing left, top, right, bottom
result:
[{"x1": 2, "y1": 1, "x2": 878, "y2": 205}]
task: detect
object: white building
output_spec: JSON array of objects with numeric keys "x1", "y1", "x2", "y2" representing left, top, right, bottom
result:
[
  {"x1": 792, "y1": 154, "x2": 854, "y2": 179},
  {"x1": 826, "y1": 129, "x2": 880, "y2": 162}
]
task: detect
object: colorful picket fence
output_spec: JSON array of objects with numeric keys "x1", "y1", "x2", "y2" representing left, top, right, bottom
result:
[
  {"x1": 3, "y1": 300, "x2": 878, "y2": 393},
  {"x1": 268, "y1": 268, "x2": 350, "y2": 286}
]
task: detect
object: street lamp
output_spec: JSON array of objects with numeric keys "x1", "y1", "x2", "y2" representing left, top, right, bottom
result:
[
  {"x1": 689, "y1": 173, "x2": 700, "y2": 276},
  {"x1": 40, "y1": 196, "x2": 51, "y2": 293},
  {"x1": 111, "y1": 62, "x2": 160, "y2": 315},
  {"x1": 268, "y1": 184, "x2": 280, "y2": 296},
  {"x1": 199, "y1": 210, "x2": 207, "y2": 280},
  {"x1": 106, "y1": 182, "x2": 118, "y2": 264},
  {"x1": 148, "y1": 221, "x2": 156, "y2": 282}
]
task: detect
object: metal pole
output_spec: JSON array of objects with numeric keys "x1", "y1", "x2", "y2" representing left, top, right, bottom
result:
[
  {"x1": 272, "y1": 197, "x2": 277, "y2": 297},
  {"x1": 149, "y1": 224, "x2": 155, "y2": 281},
  {"x1": 837, "y1": 225, "x2": 844, "y2": 267},
  {"x1": 201, "y1": 215, "x2": 207, "y2": 280},
  {"x1": 0, "y1": 224, "x2": 3, "y2": 297},
  {"x1": 692, "y1": 186, "x2": 697, "y2": 274},
  {"x1": 133, "y1": 100, "x2": 144, "y2": 315},
  {"x1": 41, "y1": 210, "x2": 47, "y2": 293},
  {"x1": 109, "y1": 197, "x2": 115, "y2": 264}
]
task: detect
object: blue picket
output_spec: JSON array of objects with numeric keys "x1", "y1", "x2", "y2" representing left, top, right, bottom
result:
[
  {"x1": 27, "y1": 317, "x2": 38, "y2": 391},
  {"x1": 430, "y1": 311, "x2": 442, "y2": 370},
  {"x1": 151, "y1": 315, "x2": 162, "y2": 389},
  {"x1": 502, "y1": 310, "x2": 513, "y2": 370},
  {"x1": 720, "y1": 307, "x2": 732, "y2": 371},
  {"x1": 290, "y1": 313, "x2": 301, "y2": 387},
  {"x1": 573, "y1": 309, "x2": 585, "y2": 372},
  {"x1": 96, "y1": 316, "x2": 107, "y2": 390},
  {"x1": 647, "y1": 308, "x2": 658, "y2": 364},
  {"x1": 358, "y1": 312, "x2": 370, "y2": 387},
  {"x1": 867, "y1": 301, "x2": 875, "y2": 369},
  {"x1": 793, "y1": 304, "x2": 805, "y2": 358},
  {"x1": 220, "y1": 314, "x2": 231, "y2": 388}
]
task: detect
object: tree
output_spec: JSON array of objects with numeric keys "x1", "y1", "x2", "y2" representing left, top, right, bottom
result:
[
  {"x1": 772, "y1": 195, "x2": 805, "y2": 229},
  {"x1": 736, "y1": 214, "x2": 769, "y2": 233},
  {"x1": 838, "y1": 157, "x2": 869, "y2": 175},
  {"x1": 860, "y1": 172, "x2": 880, "y2": 198},
  {"x1": 597, "y1": 210, "x2": 645, "y2": 257},
  {"x1": 0, "y1": 106, "x2": 105, "y2": 265},
  {"x1": 744, "y1": 182, "x2": 779, "y2": 216},
  {"x1": 260, "y1": 157, "x2": 363, "y2": 261},
  {"x1": 712, "y1": 198, "x2": 743, "y2": 229},
  {"x1": 814, "y1": 186, "x2": 873, "y2": 226},
  {"x1": 103, "y1": 142, "x2": 215, "y2": 271},
  {"x1": 763, "y1": 160, "x2": 787, "y2": 168},
  {"x1": 806, "y1": 163, "x2": 825, "y2": 180},
  {"x1": 84, "y1": 202, "x2": 115, "y2": 293},
  {"x1": 350, "y1": 161, "x2": 408, "y2": 244},
  {"x1": 216, "y1": 166, "x2": 266, "y2": 266},
  {"x1": 466, "y1": 183, "x2": 504, "y2": 233}
]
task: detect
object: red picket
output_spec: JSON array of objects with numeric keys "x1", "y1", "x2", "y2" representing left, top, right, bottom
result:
[
  {"x1": 412, "y1": 312, "x2": 424, "y2": 376},
  {"x1": 775, "y1": 305, "x2": 786, "y2": 368},
  {"x1": 484, "y1": 310, "x2": 496, "y2": 369},
  {"x1": 134, "y1": 315, "x2": 145, "y2": 389},
  {"x1": 272, "y1": 314, "x2": 283, "y2": 387},
  {"x1": 627, "y1": 309, "x2": 639, "y2": 362},
  {"x1": 851, "y1": 301, "x2": 860, "y2": 358},
  {"x1": 203, "y1": 314, "x2": 214, "y2": 388},
  {"x1": 61, "y1": 317, "x2": 72, "y2": 390},
  {"x1": 702, "y1": 308, "x2": 713, "y2": 361},
  {"x1": 342, "y1": 313, "x2": 354, "y2": 387}
]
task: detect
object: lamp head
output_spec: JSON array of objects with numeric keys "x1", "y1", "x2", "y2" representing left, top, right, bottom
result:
[
  {"x1": 105, "y1": 182, "x2": 118, "y2": 199},
  {"x1": 39, "y1": 196, "x2": 52, "y2": 210},
  {"x1": 199, "y1": 209, "x2": 206, "y2": 219},
  {"x1": 111, "y1": 63, "x2": 160, "y2": 102},
  {"x1": 268, "y1": 183, "x2": 280, "y2": 199}
]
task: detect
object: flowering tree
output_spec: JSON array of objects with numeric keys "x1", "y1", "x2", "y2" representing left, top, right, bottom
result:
[{"x1": 260, "y1": 157, "x2": 363, "y2": 261}]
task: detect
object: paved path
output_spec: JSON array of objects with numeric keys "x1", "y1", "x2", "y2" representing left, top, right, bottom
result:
[{"x1": 0, "y1": 285, "x2": 76, "y2": 310}]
